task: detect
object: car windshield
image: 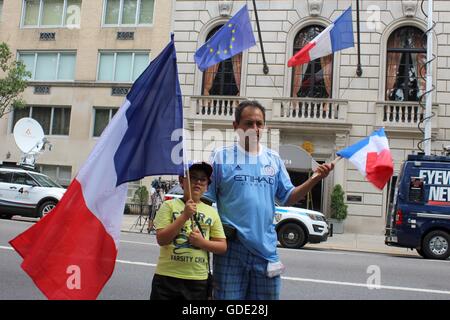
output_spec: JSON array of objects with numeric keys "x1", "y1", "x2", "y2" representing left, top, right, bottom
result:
[{"x1": 30, "y1": 173, "x2": 63, "y2": 188}]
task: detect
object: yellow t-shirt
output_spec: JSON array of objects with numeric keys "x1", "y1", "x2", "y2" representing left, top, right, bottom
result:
[{"x1": 154, "y1": 198, "x2": 226, "y2": 280}]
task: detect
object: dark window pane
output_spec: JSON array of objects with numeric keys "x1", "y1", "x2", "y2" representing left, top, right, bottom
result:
[
  {"x1": 386, "y1": 26, "x2": 426, "y2": 101},
  {"x1": 11, "y1": 173, "x2": 37, "y2": 186},
  {"x1": 31, "y1": 107, "x2": 52, "y2": 135},
  {"x1": 52, "y1": 108, "x2": 71, "y2": 135},
  {"x1": 94, "y1": 109, "x2": 110, "y2": 137},
  {"x1": 0, "y1": 172, "x2": 13, "y2": 183},
  {"x1": 292, "y1": 25, "x2": 333, "y2": 98},
  {"x1": 201, "y1": 25, "x2": 240, "y2": 96},
  {"x1": 12, "y1": 107, "x2": 31, "y2": 131}
]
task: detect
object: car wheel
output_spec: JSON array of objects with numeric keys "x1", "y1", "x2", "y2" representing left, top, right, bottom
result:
[
  {"x1": 38, "y1": 201, "x2": 57, "y2": 218},
  {"x1": 422, "y1": 230, "x2": 450, "y2": 260},
  {"x1": 277, "y1": 223, "x2": 306, "y2": 249}
]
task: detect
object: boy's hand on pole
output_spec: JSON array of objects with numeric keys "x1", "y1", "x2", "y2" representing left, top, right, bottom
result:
[
  {"x1": 183, "y1": 200, "x2": 197, "y2": 219},
  {"x1": 188, "y1": 229, "x2": 205, "y2": 248}
]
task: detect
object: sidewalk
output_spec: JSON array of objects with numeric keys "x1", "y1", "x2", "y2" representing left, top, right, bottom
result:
[
  {"x1": 305, "y1": 233, "x2": 418, "y2": 256},
  {"x1": 121, "y1": 215, "x2": 418, "y2": 257}
]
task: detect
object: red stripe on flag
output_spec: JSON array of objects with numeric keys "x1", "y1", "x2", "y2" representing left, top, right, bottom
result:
[
  {"x1": 9, "y1": 179, "x2": 117, "y2": 300},
  {"x1": 288, "y1": 42, "x2": 316, "y2": 67},
  {"x1": 365, "y1": 149, "x2": 394, "y2": 190}
]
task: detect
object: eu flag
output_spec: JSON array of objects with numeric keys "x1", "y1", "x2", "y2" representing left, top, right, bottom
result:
[
  {"x1": 114, "y1": 35, "x2": 184, "y2": 185},
  {"x1": 194, "y1": 5, "x2": 256, "y2": 71}
]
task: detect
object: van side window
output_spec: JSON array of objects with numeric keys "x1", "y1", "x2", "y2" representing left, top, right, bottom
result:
[
  {"x1": 0, "y1": 171, "x2": 13, "y2": 183},
  {"x1": 408, "y1": 177, "x2": 424, "y2": 203},
  {"x1": 11, "y1": 173, "x2": 38, "y2": 187}
]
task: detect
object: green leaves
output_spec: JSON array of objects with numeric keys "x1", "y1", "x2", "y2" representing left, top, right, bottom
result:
[
  {"x1": 330, "y1": 184, "x2": 348, "y2": 221},
  {"x1": 0, "y1": 42, "x2": 31, "y2": 119}
]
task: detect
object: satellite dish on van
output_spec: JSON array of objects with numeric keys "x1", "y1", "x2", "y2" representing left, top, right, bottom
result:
[
  {"x1": 13, "y1": 118, "x2": 45, "y2": 154},
  {"x1": 13, "y1": 118, "x2": 51, "y2": 169}
]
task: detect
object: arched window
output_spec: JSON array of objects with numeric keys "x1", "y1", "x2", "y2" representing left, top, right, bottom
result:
[
  {"x1": 201, "y1": 25, "x2": 242, "y2": 96},
  {"x1": 386, "y1": 26, "x2": 426, "y2": 102},
  {"x1": 291, "y1": 25, "x2": 333, "y2": 98}
]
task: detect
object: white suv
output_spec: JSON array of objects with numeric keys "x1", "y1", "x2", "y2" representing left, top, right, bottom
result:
[
  {"x1": 0, "y1": 166, "x2": 66, "y2": 219},
  {"x1": 165, "y1": 184, "x2": 329, "y2": 249}
]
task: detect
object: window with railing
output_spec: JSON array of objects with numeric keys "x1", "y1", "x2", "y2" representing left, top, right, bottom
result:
[
  {"x1": 18, "y1": 51, "x2": 76, "y2": 81},
  {"x1": 21, "y1": 0, "x2": 81, "y2": 28},
  {"x1": 103, "y1": 0, "x2": 154, "y2": 26},
  {"x1": 201, "y1": 25, "x2": 241, "y2": 96},
  {"x1": 292, "y1": 25, "x2": 333, "y2": 98},
  {"x1": 386, "y1": 26, "x2": 426, "y2": 102},
  {"x1": 93, "y1": 107, "x2": 118, "y2": 137},
  {"x1": 12, "y1": 106, "x2": 71, "y2": 135}
]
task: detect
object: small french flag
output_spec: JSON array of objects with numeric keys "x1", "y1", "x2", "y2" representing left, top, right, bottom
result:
[
  {"x1": 337, "y1": 128, "x2": 394, "y2": 190},
  {"x1": 288, "y1": 7, "x2": 354, "y2": 67}
]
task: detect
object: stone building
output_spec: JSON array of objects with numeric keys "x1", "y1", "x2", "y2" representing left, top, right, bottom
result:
[
  {"x1": 173, "y1": 0, "x2": 450, "y2": 234},
  {"x1": 0, "y1": 0, "x2": 174, "y2": 197}
]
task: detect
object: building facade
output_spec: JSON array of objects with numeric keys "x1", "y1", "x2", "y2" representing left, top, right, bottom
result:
[
  {"x1": 174, "y1": 0, "x2": 450, "y2": 234},
  {"x1": 0, "y1": 0, "x2": 174, "y2": 197}
]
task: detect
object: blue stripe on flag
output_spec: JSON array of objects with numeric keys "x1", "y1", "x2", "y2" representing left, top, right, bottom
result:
[
  {"x1": 337, "y1": 128, "x2": 387, "y2": 159},
  {"x1": 330, "y1": 7, "x2": 354, "y2": 52},
  {"x1": 114, "y1": 37, "x2": 184, "y2": 186}
]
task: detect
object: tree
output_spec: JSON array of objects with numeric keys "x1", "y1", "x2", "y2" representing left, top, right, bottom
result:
[
  {"x1": 330, "y1": 184, "x2": 348, "y2": 221},
  {"x1": 133, "y1": 186, "x2": 149, "y2": 207},
  {"x1": 0, "y1": 42, "x2": 31, "y2": 119}
]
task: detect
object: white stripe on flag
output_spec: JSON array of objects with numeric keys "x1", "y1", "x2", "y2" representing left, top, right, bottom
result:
[
  {"x1": 348, "y1": 135, "x2": 390, "y2": 177},
  {"x1": 309, "y1": 24, "x2": 334, "y2": 60},
  {"x1": 77, "y1": 100, "x2": 132, "y2": 247}
]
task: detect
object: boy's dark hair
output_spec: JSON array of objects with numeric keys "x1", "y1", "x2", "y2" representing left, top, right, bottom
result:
[{"x1": 234, "y1": 100, "x2": 266, "y2": 124}]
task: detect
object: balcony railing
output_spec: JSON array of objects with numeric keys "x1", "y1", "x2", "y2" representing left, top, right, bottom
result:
[
  {"x1": 376, "y1": 101, "x2": 439, "y2": 132},
  {"x1": 189, "y1": 95, "x2": 243, "y2": 120},
  {"x1": 272, "y1": 97, "x2": 348, "y2": 123}
]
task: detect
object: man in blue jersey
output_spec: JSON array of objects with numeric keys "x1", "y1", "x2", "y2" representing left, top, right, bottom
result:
[{"x1": 205, "y1": 100, "x2": 334, "y2": 300}]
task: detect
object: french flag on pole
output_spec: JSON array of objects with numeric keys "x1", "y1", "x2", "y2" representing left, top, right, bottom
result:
[
  {"x1": 337, "y1": 128, "x2": 394, "y2": 190},
  {"x1": 288, "y1": 7, "x2": 354, "y2": 67},
  {"x1": 9, "y1": 36, "x2": 183, "y2": 300}
]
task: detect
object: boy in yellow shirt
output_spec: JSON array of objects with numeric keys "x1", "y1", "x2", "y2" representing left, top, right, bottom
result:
[{"x1": 150, "y1": 162, "x2": 227, "y2": 300}]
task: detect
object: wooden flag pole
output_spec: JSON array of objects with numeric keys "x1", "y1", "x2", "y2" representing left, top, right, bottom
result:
[{"x1": 311, "y1": 156, "x2": 342, "y2": 179}]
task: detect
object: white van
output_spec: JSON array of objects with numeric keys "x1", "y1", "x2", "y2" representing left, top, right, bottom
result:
[{"x1": 0, "y1": 165, "x2": 66, "y2": 219}]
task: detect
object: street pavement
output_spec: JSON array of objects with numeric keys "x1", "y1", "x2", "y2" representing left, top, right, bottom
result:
[
  {"x1": 2, "y1": 216, "x2": 450, "y2": 300},
  {"x1": 122, "y1": 214, "x2": 419, "y2": 257}
]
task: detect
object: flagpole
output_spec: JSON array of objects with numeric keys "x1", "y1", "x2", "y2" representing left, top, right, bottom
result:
[
  {"x1": 311, "y1": 157, "x2": 342, "y2": 179},
  {"x1": 251, "y1": 0, "x2": 269, "y2": 75},
  {"x1": 424, "y1": 0, "x2": 434, "y2": 155},
  {"x1": 355, "y1": 0, "x2": 363, "y2": 77}
]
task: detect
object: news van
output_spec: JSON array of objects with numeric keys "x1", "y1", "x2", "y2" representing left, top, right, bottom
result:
[{"x1": 385, "y1": 154, "x2": 450, "y2": 259}]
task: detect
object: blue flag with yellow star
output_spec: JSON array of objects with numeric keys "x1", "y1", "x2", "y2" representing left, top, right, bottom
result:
[{"x1": 194, "y1": 5, "x2": 256, "y2": 71}]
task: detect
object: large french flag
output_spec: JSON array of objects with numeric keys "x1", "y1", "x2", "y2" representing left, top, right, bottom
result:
[
  {"x1": 337, "y1": 128, "x2": 394, "y2": 190},
  {"x1": 9, "y1": 36, "x2": 183, "y2": 300},
  {"x1": 288, "y1": 7, "x2": 354, "y2": 67}
]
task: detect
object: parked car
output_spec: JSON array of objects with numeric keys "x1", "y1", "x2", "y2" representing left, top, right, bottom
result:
[
  {"x1": 165, "y1": 184, "x2": 329, "y2": 249},
  {"x1": 0, "y1": 165, "x2": 66, "y2": 219}
]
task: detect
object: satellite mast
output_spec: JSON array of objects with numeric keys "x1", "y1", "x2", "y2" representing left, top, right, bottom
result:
[
  {"x1": 13, "y1": 118, "x2": 52, "y2": 169},
  {"x1": 424, "y1": 0, "x2": 434, "y2": 155}
]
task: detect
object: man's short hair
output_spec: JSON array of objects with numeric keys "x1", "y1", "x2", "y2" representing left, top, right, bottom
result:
[{"x1": 235, "y1": 100, "x2": 266, "y2": 124}]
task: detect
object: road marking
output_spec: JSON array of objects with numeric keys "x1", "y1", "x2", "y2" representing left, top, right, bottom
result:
[
  {"x1": 1, "y1": 244, "x2": 449, "y2": 296},
  {"x1": 116, "y1": 259, "x2": 156, "y2": 267},
  {"x1": 282, "y1": 276, "x2": 450, "y2": 296},
  {"x1": 119, "y1": 240, "x2": 158, "y2": 246}
]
